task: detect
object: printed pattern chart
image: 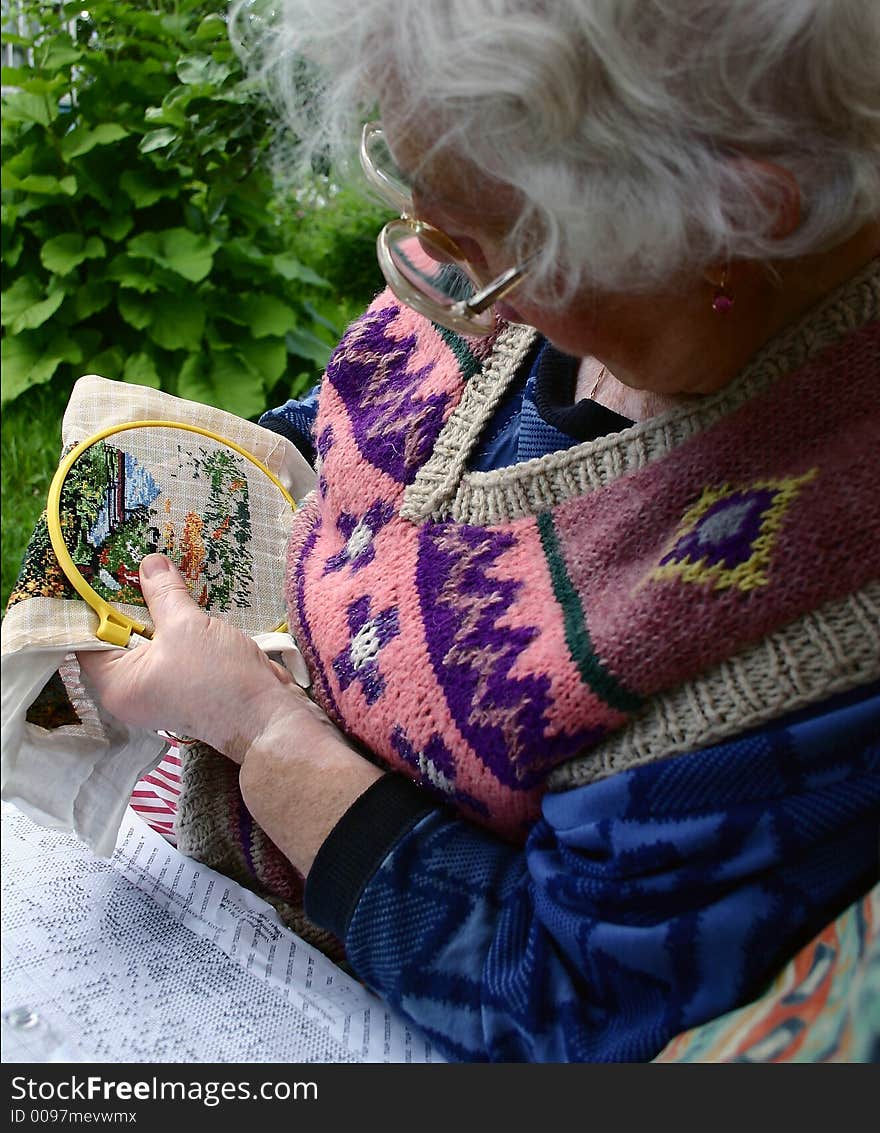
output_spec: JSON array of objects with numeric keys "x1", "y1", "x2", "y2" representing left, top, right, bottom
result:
[{"x1": 1, "y1": 803, "x2": 439, "y2": 1064}]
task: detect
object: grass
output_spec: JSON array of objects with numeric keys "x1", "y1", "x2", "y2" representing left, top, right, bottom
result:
[{"x1": 2, "y1": 380, "x2": 70, "y2": 611}]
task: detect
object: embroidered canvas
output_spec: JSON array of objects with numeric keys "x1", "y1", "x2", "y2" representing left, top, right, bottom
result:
[{"x1": 1, "y1": 375, "x2": 315, "y2": 856}]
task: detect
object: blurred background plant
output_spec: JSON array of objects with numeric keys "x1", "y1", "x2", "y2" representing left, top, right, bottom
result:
[{"x1": 1, "y1": 0, "x2": 385, "y2": 607}]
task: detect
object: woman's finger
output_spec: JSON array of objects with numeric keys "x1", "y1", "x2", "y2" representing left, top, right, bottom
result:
[
  {"x1": 268, "y1": 659, "x2": 296, "y2": 686},
  {"x1": 76, "y1": 645, "x2": 134, "y2": 683},
  {"x1": 138, "y1": 554, "x2": 203, "y2": 631}
]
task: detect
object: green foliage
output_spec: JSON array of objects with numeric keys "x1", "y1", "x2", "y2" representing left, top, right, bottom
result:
[
  {"x1": 0, "y1": 380, "x2": 67, "y2": 611},
  {"x1": 0, "y1": 0, "x2": 384, "y2": 419}
]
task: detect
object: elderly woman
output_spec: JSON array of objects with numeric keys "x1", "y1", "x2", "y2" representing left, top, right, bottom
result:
[{"x1": 80, "y1": 0, "x2": 879, "y2": 1061}]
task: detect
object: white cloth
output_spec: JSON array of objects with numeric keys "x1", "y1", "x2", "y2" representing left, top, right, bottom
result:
[
  {"x1": 2, "y1": 620, "x2": 166, "y2": 858},
  {"x1": 1, "y1": 619, "x2": 311, "y2": 858}
]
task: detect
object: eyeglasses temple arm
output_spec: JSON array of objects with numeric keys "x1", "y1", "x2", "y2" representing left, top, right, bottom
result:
[{"x1": 461, "y1": 255, "x2": 539, "y2": 314}]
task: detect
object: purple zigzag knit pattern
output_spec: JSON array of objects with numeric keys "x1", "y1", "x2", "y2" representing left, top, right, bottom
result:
[
  {"x1": 390, "y1": 726, "x2": 490, "y2": 816},
  {"x1": 326, "y1": 304, "x2": 452, "y2": 483},
  {"x1": 416, "y1": 523, "x2": 599, "y2": 790}
]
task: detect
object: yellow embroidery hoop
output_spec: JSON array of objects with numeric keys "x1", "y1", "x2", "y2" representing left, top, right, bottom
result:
[{"x1": 46, "y1": 420, "x2": 297, "y2": 647}]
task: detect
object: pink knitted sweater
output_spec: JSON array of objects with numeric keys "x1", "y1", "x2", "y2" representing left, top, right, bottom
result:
[{"x1": 284, "y1": 264, "x2": 880, "y2": 843}]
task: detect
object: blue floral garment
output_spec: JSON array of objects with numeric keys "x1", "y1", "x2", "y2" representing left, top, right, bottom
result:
[
  {"x1": 259, "y1": 383, "x2": 322, "y2": 464},
  {"x1": 329, "y1": 685, "x2": 880, "y2": 1062}
]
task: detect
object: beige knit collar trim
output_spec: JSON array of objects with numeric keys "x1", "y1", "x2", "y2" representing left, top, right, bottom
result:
[{"x1": 400, "y1": 258, "x2": 879, "y2": 526}]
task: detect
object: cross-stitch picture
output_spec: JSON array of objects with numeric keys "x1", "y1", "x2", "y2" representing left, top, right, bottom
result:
[{"x1": 11, "y1": 439, "x2": 258, "y2": 616}]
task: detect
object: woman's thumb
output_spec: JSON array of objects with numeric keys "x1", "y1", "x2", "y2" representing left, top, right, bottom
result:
[{"x1": 139, "y1": 554, "x2": 199, "y2": 629}]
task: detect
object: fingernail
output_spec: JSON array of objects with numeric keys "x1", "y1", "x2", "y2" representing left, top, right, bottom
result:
[{"x1": 140, "y1": 554, "x2": 171, "y2": 580}]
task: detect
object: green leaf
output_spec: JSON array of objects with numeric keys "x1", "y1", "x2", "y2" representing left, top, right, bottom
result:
[
  {"x1": 303, "y1": 299, "x2": 344, "y2": 335},
  {"x1": 70, "y1": 164, "x2": 113, "y2": 209},
  {"x1": 211, "y1": 350, "x2": 266, "y2": 417},
  {"x1": 272, "y1": 254, "x2": 330, "y2": 288},
  {"x1": 194, "y1": 13, "x2": 228, "y2": 42},
  {"x1": 6, "y1": 173, "x2": 77, "y2": 196},
  {"x1": 119, "y1": 168, "x2": 178, "y2": 208},
  {"x1": 74, "y1": 280, "x2": 112, "y2": 320},
  {"x1": 2, "y1": 228, "x2": 24, "y2": 269},
  {"x1": 176, "y1": 55, "x2": 232, "y2": 87},
  {"x1": 286, "y1": 326, "x2": 334, "y2": 368},
  {"x1": 84, "y1": 346, "x2": 124, "y2": 381},
  {"x1": 1, "y1": 335, "x2": 44, "y2": 403},
  {"x1": 218, "y1": 238, "x2": 265, "y2": 268},
  {"x1": 1, "y1": 330, "x2": 82, "y2": 404},
  {"x1": 138, "y1": 128, "x2": 178, "y2": 155},
  {"x1": 162, "y1": 229, "x2": 217, "y2": 282},
  {"x1": 2, "y1": 143, "x2": 39, "y2": 180},
  {"x1": 1, "y1": 91, "x2": 60, "y2": 127},
  {"x1": 40, "y1": 233, "x2": 106, "y2": 275},
  {"x1": 101, "y1": 214, "x2": 135, "y2": 242},
  {"x1": 145, "y1": 85, "x2": 195, "y2": 127},
  {"x1": 118, "y1": 290, "x2": 153, "y2": 330},
  {"x1": 106, "y1": 255, "x2": 161, "y2": 293},
  {"x1": 143, "y1": 102, "x2": 186, "y2": 129},
  {"x1": 127, "y1": 227, "x2": 216, "y2": 282},
  {"x1": 19, "y1": 76, "x2": 68, "y2": 97},
  {"x1": 1, "y1": 276, "x2": 66, "y2": 333},
  {"x1": 60, "y1": 123, "x2": 129, "y2": 160},
  {"x1": 123, "y1": 9, "x2": 172, "y2": 41},
  {"x1": 42, "y1": 39, "x2": 83, "y2": 70},
  {"x1": 147, "y1": 293, "x2": 205, "y2": 351},
  {"x1": 125, "y1": 231, "x2": 167, "y2": 266},
  {"x1": 1, "y1": 66, "x2": 33, "y2": 87},
  {"x1": 5, "y1": 196, "x2": 44, "y2": 222},
  {"x1": 122, "y1": 351, "x2": 162, "y2": 389},
  {"x1": 159, "y1": 11, "x2": 188, "y2": 39},
  {"x1": 177, "y1": 353, "x2": 213, "y2": 405},
  {"x1": 178, "y1": 351, "x2": 264, "y2": 418},
  {"x1": 236, "y1": 293, "x2": 297, "y2": 339},
  {"x1": 236, "y1": 335, "x2": 288, "y2": 384}
]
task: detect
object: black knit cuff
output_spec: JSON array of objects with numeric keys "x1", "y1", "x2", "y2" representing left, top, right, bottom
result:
[{"x1": 304, "y1": 774, "x2": 437, "y2": 940}]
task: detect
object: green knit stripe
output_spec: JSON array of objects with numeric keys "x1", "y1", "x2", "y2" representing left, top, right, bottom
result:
[
  {"x1": 433, "y1": 324, "x2": 482, "y2": 380},
  {"x1": 537, "y1": 510, "x2": 643, "y2": 714}
]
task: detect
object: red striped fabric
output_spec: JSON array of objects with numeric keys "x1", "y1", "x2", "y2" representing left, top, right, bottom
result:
[{"x1": 129, "y1": 741, "x2": 182, "y2": 843}]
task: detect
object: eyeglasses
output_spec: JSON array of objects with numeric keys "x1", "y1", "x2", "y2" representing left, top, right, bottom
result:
[{"x1": 360, "y1": 122, "x2": 533, "y2": 336}]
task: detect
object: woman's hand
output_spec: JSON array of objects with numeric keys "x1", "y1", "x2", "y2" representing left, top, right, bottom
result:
[
  {"x1": 78, "y1": 553, "x2": 385, "y2": 873},
  {"x1": 77, "y1": 554, "x2": 301, "y2": 763}
]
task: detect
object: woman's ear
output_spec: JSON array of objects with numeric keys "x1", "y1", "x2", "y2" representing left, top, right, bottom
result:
[{"x1": 728, "y1": 155, "x2": 802, "y2": 240}]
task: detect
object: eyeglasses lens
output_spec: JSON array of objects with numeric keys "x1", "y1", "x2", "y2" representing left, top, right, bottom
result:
[
  {"x1": 385, "y1": 222, "x2": 481, "y2": 302},
  {"x1": 364, "y1": 123, "x2": 497, "y2": 332}
]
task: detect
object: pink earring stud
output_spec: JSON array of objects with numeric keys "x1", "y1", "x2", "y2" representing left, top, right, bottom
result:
[{"x1": 711, "y1": 269, "x2": 734, "y2": 314}]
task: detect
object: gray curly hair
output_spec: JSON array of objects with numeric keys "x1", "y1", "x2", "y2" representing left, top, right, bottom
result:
[{"x1": 231, "y1": 0, "x2": 880, "y2": 302}]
